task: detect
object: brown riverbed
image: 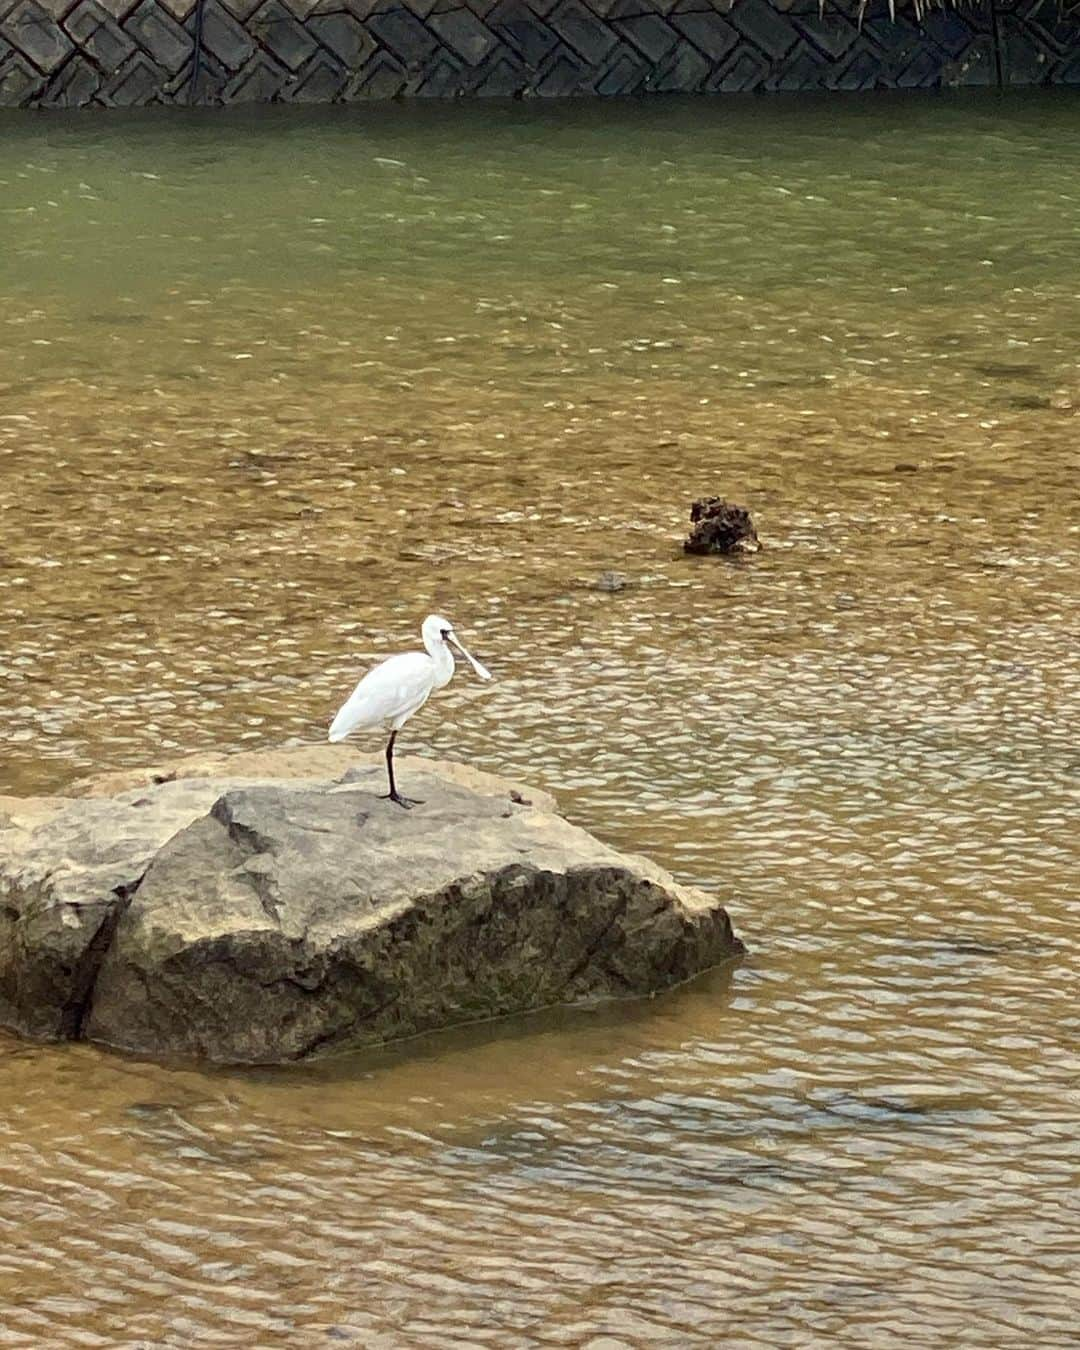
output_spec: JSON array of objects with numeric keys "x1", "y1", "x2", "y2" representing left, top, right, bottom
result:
[{"x1": 1, "y1": 93, "x2": 1078, "y2": 1347}]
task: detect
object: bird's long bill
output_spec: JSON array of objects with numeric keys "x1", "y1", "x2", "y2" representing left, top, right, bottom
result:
[{"x1": 449, "y1": 635, "x2": 492, "y2": 681}]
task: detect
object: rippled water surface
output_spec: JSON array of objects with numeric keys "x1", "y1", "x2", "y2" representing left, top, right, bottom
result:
[{"x1": 1, "y1": 92, "x2": 1078, "y2": 1347}]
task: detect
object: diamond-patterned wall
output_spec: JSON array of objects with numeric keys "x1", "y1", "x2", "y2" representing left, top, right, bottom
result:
[{"x1": 1, "y1": 0, "x2": 1078, "y2": 109}]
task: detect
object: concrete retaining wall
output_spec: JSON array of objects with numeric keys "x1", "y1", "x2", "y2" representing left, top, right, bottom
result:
[{"x1": 1, "y1": 0, "x2": 1078, "y2": 110}]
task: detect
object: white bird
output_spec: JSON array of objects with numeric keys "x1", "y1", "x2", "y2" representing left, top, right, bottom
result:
[{"x1": 328, "y1": 614, "x2": 492, "y2": 808}]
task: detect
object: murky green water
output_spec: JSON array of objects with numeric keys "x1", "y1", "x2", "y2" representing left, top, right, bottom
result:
[{"x1": 1, "y1": 92, "x2": 1078, "y2": 1347}]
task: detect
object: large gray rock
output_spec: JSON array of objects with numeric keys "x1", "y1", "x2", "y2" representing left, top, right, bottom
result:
[
  {"x1": 0, "y1": 780, "x2": 236, "y2": 1040},
  {"x1": 1, "y1": 750, "x2": 743, "y2": 1064}
]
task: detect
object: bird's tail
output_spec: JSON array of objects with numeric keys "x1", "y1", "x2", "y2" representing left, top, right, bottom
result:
[{"x1": 328, "y1": 696, "x2": 368, "y2": 742}]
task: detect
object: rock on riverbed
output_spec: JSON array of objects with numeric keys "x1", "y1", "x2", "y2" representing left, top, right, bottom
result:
[
  {"x1": 683, "y1": 497, "x2": 760, "y2": 555},
  {"x1": 0, "y1": 748, "x2": 742, "y2": 1064}
]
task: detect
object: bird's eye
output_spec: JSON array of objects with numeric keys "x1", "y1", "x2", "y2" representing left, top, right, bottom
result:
[{"x1": 441, "y1": 629, "x2": 451, "y2": 640}]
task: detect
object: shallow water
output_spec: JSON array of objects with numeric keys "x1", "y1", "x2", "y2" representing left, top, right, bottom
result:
[{"x1": 1, "y1": 91, "x2": 1078, "y2": 1347}]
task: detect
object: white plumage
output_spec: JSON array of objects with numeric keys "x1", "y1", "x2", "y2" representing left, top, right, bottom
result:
[
  {"x1": 328, "y1": 614, "x2": 491, "y2": 808},
  {"x1": 329, "y1": 651, "x2": 441, "y2": 741}
]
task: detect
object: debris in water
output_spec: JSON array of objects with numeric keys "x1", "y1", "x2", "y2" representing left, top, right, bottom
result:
[{"x1": 683, "y1": 498, "x2": 760, "y2": 556}]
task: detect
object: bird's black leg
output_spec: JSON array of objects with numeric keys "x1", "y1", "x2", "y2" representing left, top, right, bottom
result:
[{"x1": 380, "y1": 730, "x2": 423, "y2": 809}]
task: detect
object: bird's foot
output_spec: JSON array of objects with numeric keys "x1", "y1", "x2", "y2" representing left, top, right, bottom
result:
[{"x1": 381, "y1": 791, "x2": 424, "y2": 810}]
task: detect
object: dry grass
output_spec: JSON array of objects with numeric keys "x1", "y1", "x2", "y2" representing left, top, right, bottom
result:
[
  {"x1": 841, "y1": 0, "x2": 1079, "y2": 21},
  {"x1": 852, "y1": 0, "x2": 973, "y2": 20}
]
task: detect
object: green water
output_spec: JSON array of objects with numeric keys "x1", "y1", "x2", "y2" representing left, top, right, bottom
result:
[{"x1": 1, "y1": 92, "x2": 1078, "y2": 1347}]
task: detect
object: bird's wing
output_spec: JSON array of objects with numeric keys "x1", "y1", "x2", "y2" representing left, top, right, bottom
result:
[{"x1": 328, "y1": 651, "x2": 434, "y2": 741}]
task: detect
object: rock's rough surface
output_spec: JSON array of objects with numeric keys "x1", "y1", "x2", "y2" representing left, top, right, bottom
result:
[
  {"x1": 1, "y1": 750, "x2": 742, "y2": 1064},
  {"x1": 0, "y1": 780, "x2": 236, "y2": 1040}
]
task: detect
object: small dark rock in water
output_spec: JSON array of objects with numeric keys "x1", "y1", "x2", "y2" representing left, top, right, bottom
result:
[
  {"x1": 594, "y1": 570, "x2": 630, "y2": 592},
  {"x1": 573, "y1": 571, "x2": 636, "y2": 593},
  {"x1": 683, "y1": 498, "x2": 760, "y2": 556}
]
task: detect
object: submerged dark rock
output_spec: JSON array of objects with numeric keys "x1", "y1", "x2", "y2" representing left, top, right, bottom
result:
[
  {"x1": 683, "y1": 498, "x2": 760, "y2": 556},
  {"x1": 0, "y1": 748, "x2": 743, "y2": 1065},
  {"x1": 586, "y1": 570, "x2": 633, "y2": 593}
]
